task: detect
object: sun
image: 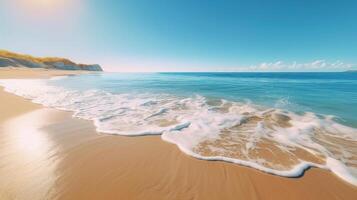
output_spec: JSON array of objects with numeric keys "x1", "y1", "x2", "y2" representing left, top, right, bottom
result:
[
  {"x1": 5, "y1": 0, "x2": 83, "y2": 26},
  {"x1": 7, "y1": 0, "x2": 73, "y2": 11},
  {"x1": 33, "y1": 0, "x2": 54, "y2": 6},
  {"x1": 7, "y1": 0, "x2": 81, "y2": 15},
  {"x1": 31, "y1": 0, "x2": 52, "y2": 4},
  {"x1": 26, "y1": 0, "x2": 65, "y2": 8}
]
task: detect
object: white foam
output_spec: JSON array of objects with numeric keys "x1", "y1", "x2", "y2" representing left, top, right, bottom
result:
[{"x1": 1, "y1": 78, "x2": 357, "y2": 186}]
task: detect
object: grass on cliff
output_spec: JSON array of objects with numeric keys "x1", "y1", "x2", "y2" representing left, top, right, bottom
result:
[{"x1": 0, "y1": 50, "x2": 76, "y2": 65}]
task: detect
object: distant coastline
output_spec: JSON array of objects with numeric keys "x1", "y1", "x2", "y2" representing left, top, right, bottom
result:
[{"x1": 0, "y1": 50, "x2": 103, "y2": 71}]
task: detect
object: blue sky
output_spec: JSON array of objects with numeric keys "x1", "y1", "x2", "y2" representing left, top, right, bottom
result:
[{"x1": 1, "y1": 0, "x2": 356, "y2": 71}]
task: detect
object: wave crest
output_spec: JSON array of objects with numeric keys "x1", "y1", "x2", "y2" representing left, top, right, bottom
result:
[{"x1": 1, "y1": 78, "x2": 357, "y2": 185}]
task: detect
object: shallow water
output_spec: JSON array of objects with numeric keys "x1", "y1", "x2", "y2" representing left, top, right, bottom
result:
[{"x1": 1, "y1": 72, "x2": 357, "y2": 185}]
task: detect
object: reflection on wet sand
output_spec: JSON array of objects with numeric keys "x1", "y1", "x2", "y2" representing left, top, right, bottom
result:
[
  {"x1": 0, "y1": 109, "x2": 59, "y2": 200},
  {"x1": 0, "y1": 107, "x2": 99, "y2": 200}
]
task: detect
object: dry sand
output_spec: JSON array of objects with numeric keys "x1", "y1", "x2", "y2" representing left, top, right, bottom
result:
[{"x1": 0, "y1": 67, "x2": 356, "y2": 200}]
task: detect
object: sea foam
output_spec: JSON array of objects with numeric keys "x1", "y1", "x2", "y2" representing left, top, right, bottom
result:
[{"x1": 1, "y1": 78, "x2": 357, "y2": 186}]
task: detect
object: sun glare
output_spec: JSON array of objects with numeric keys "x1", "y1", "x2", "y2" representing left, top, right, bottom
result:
[
  {"x1": 33, "y1": 0, "x2": 53, "y2": 6},
  {"x1": 7, "y1": 0, "x2": 80, "y2": 13},
  {"x1": 24, "y1": 0, "x2": 68, "y2": 9},
  {"x1": 6, "y1": 0, "x2": 83, "y2": 25}
]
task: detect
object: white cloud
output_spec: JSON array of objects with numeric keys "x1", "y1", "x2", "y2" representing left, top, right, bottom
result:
[{"x1": 243, "y1": 60, "x2": 354, "y2": 72}]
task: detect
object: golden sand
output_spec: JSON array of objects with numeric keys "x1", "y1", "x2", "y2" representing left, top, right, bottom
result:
[{"x1": 0, "y1": 68, "x2": 356, "y2": 200}]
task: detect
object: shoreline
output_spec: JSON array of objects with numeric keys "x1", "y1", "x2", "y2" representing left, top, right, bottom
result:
[{"x1": 0, "y1": 68, "x2": 357, "y2": 200}]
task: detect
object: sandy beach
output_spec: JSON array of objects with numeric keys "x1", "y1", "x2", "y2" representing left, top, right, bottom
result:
[{"x1": 0, "y1": 68, "x2": 357, "y2": 200}]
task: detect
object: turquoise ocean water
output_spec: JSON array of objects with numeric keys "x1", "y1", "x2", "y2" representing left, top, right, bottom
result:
[
  {"x1": 1, "y1": 72, "x2": 357, "y2": 185},
  {"x1": 53, "y1": 72, "x2": 357, "y2": 127}
]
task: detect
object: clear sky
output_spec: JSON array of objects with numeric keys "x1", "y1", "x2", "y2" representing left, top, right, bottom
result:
[{"x1": 1, "y1": 0, "x2": 356, "y2": 72}]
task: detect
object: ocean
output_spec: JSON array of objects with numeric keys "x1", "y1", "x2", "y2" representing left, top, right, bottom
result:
[{"x1": 1, "y1": 72, "x2": 357, "y2": 185}]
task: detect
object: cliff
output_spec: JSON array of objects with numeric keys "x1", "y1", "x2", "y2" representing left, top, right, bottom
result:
[{"x1": 0, "y1": 50, "x2": 103, "y2": 71}]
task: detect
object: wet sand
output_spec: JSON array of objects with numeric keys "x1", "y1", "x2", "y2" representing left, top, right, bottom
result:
[{"x1": 0, "y1": 68, "x2": 357, "y2": 200}]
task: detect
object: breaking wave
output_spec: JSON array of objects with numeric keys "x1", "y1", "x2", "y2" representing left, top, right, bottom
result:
[{"x1": 1, "y1": 78, "x2": 357, "y2": 186}]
